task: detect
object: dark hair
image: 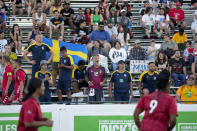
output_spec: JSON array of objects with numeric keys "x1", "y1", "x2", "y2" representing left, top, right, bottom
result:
[
  {"x1": 12, "y1": 24, "x2": 21, "y2": 41},
  {"x1": 14, "y1": 59, "x2": 22, "y2": 66},
  {"x1": 84, "y1": 8, "x2": 92, "y2": 14},
  {"x1": 78, "y1": 60, "x2": 85, "y2": 66},
  {"x1": 78, "y1": 8, "x2": 82, "y2": 11},
  {"x1": 148, "y1": 61, "x2": 155, "y2": 65},
  {"x1": 55, "y1": 34, "x2": 62, "y2": 40},
  {"x1": 114, "y1": 41, "x2": 121, "y2": 48},
  {"x1": 93, "y1": 6, "x2": 100, "y2": 15},
  {"x1": 94, "y1": 40, "x2": 101, "y2": 44},
  {"x1": 156, "y1": 69, "x2": 170, "y2": 91},
  {"x1": 160, "y1": 8, "x2": 167, "y2": 19},
  {"x1": 53, "y1": 10, "x2": 59, "y2": 14},
  {"x1": 79, "y1": 19, "x2": 85, "y2": 25},
  {"x1": 60, "y1": 46, "x2": 67, "y2": 52},
  {"x1": 98, "y1": 21, "x2": 104, "y2": 26},
  {"x1": 2, "y1": 55, "x2": 10, "y2": 63},
  {"x1": 145, "y1": 7, "x2": 152, "y2": 14},
  {"x1": 23, "y1": 78, "x2": 43, "y2": 101},
  {"x1": 157, "y1": 51, "x2": 167, "y2": 64},
  {"x1": 122, "y1": 25, "x2": 128, "y2": 43},
  {"x1": 187, "y1": 41, "x2": 192, "y2": 46}
]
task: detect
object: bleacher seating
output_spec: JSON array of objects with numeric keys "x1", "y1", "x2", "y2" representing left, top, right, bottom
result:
[{"x1": 3, "y1": 0, "x2": 196, "y2": 103}]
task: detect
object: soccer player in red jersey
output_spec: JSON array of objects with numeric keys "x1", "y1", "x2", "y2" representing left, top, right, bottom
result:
[
  {"x1": 12, "y1": 59, "x2": 26, "y2": 103},
  {"x1": 17, "y1": 78, "x2": 53, "y2": 131},
  {"x1": 1, "y1": 55, "x2": 14, "y2": 104},
  {"x1": 134, "y1": 70, "x2": 177, "y2": 131}
]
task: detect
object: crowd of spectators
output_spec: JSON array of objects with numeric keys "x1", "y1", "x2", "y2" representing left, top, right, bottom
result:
[{"x1": 0, "y1": 0, "x2": 197, "y2": 104}]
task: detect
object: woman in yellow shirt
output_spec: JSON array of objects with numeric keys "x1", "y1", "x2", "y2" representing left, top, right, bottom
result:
[{"x1": 176, "y1": 74, "x2": 197, "y2": 104}]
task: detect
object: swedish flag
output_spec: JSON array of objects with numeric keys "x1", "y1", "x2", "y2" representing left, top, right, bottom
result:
[{"x1": 42, "y1": 38, "x2": 88, "y2": 65}]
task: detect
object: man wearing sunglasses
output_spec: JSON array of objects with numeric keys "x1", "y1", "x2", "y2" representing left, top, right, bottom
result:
[{"x1": 176, "y1": 74, "x2": 197, "y2": 104}]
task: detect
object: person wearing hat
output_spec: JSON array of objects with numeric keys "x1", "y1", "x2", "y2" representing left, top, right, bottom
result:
[
  {"x1": 88, "y1": 22, "x2": 111, "y2": 52},
  {"x1": 109, "y1": 60, "x2": 133, "y2": 104},
  {"x1": 60, "y1": 1, "x2": 74, "y2": 29},
  {"x1": 169, "y1": 2, "x2": 186, "y2": 30},
  {"x1": 72, "y1": 60, "x2": 88, "y2": 93},
  {"x1": 117, "y1": 9, "x2": 130, "y2": 27},
  {"x1": 35, "y1": 60, "x2": 53, "y2": 103},
  {"x1": 129, "y1": 40, "x2": 147, "y2": 60},
  {"x1": 104, "y1": 19, "x2": 118, "y2": 43},
  {"x1": 138, "y1": 62, "x2": 158, "y2": 96},
  {"x1": 176, "y1": 74, "x2": 197, "y2": 104},
  {"x1": 50, "y1": 10, "x2": 64, "y2": 39}
]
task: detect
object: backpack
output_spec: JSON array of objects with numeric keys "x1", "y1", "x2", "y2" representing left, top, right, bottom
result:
[{"x1": 16, "y1": 69, "x2": 28, "y2": 90}]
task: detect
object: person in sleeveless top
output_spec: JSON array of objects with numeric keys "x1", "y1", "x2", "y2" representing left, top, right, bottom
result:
[
  {"x1": 49, "y1": 0, "x2": 62, "y2": 16},
  {"x1": 32, "y1": 7, "x2": 47, "y2": 34}
]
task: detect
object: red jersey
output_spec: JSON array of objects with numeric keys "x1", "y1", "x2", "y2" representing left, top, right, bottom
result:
[
  {"x1": 137, "y1": 91, "x2": 177, "y2": 131},
  {"x1": 17, "y1": 96, "x2": 42, "y2": 131},
  {"x1": 13, "y1": 69, "x2": 26, "y2": 102},
  {"x1": 168, "y1": 8, "x2": 185, "y2": 22}
]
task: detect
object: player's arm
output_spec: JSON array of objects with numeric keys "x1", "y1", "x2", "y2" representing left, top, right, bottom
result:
[
  {"x1": 24, "y1": 120, "x2": 53, "y2": 128},
  {"x1": 109, "y1": 82, "x2": 113, "y2": 97},
  {"x1": 23, "y1": 50, "x2": 35, "y2": 65},
  {"x1": 168, "y1": 115, "x2": 176, "y2": 131},
  {"x1": 5, "y1": 76, "x2": 12, "y2": 96},
  {"x1": 134, "y1": 108, "x2": 143, "y2": 129},
  {"x1": 19, "y1": 81, "x2": 24, "y2": 99},
  {"x1": 47, "y1": 49, "x2": 54, "y2": 64},
  {"x1": 129, "y1": 82, "x2": 133, "y2": 97}
]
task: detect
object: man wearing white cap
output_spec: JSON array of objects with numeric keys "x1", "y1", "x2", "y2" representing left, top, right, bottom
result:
[
  {"x1": 129, "y1": 40, "x2": 147, "y2": 60},
  {"x1": 117, "y1": 9, "x2": 130, "y2": 26}
]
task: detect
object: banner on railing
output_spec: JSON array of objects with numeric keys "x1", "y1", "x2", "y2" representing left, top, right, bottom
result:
[{"x1": 130, "y1": 60, "x2": 151, "y2": 73}]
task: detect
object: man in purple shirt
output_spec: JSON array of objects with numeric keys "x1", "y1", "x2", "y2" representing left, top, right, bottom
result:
[
  {"x1": 87, "y1": 22, "x2": 111, "y2": 52},
  {"x1": 85, "y1": 54, "x2": 107, "y2": 103}
]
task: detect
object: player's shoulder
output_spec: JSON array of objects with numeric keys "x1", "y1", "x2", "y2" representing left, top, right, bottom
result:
[
  {"x1": 111, "y1": 70, "x2": 118, "y2": 76},
  {"x1": 141, "y1": 70, "x2": 148, "y2": 76}
]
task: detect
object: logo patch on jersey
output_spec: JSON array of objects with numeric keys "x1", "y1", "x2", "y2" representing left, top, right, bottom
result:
[
  {"x1": 42, "y1": 46, "x2": 44, "y2": 50},
  {"x1": 94, "y1": 72, "x2": 99, "y2": 77},
  {"x1": 64, "y1": 60, "x2": 67, "y2": 63},
  {"x1": 27, "y1": 110, "x2": 32, "y2": 114},
  {"x1": 124, "y1": 74, "x2": 127, "y2": 77},
  {"x1": 154, "y1": 77, "x2": 156, "y2": 80}
]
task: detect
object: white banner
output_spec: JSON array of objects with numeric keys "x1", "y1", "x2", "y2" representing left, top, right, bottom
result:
[{"x1": 130, "y1": 60, "x2": 151, "y2": 73}]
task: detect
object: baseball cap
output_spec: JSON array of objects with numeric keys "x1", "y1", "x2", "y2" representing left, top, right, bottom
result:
[
  {"x1": 120, "y1": 9, "x2": 126, "y2": 13},
  {"x1": 176, "y1": 2, "x2": 181, "y2": 6},
  {"x1": 135, "y1": 40, "x2": 141, "y2": 44},
  {"x1": 186, "y1": 74, "x2": 195, "y2": 80},
  {"x1": 64, "y1": 1, "x2": 70, "y2": 5},
  {"x1": 40, "y1": 60, "x2": 48, "y2": 66},
  {"x1": 118, "y1": 60, "x2": 125, "y2": 64}
]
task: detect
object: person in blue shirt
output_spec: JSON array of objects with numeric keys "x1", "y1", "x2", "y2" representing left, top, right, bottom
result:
[
  {"x1": 35, "y1": 60, "x2": 53, "y2": 103},
  {"x1": 138, "y1": 62, "x2": 159, "y2": 96},
  {"x1": 57, "y1": 46, "x2": 74, "y2": 105},
  {"x1": 88, "y1": 22, "x2": 111, "y2": 52},
  {"x1": 72, "y1": 60, "x2": 88, "y2": 93},
  {"x1": 23, "y1": 34, "x2": 54, "y2": 77},
  {"x1": 109, "y1": 60, "x2": 133, "y2": 104}
]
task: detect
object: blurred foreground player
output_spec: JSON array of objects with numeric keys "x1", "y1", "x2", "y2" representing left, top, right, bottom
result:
[
  {"x1": 17, "y1": 78, "x2": 53, "y2": 131},
  {"x1": 134, "y1": 70, "x2": 177, "y2": 131}
]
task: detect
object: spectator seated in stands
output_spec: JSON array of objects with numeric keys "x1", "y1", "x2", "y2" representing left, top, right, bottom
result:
[
  {"x1": 42, "y1": 0, "x2": 52, "y2": 14},
  {"x1": 147, "y1": 39, "x2": 157, "y2": 61},
  {"x1": 74, "y1": 20, "x2": 89, "y2": 45},
  {"x1": 106, "y1": 7, "x2": 118, "y2": 26},
  {"x1": 142, "y1": 7, "x2": 156, "y2": 39},
  {"x1": 32, "y1": 7, "x2": 48, "y2": 34},
  {"x1": 60, "y1": 1, "x2": 74, "y2": 29},
  {"x1": 191, "y1": 12, "x2": 197, "y2": 41},
  {"x1": 26, "y1": 0, "x2": 36, "y2": 17},
  {"x1": 11, "y1": 0, "x2": 23, "y2": 17},
  {"x1": 109, "y1": 41, "x2": 127, "y2": 71},
  {"x1": 0, "y1": 30, "x2": 7, "y2": 52},
  {"x1": 9, "y1": 24, "x2": 22, "y2": 54},
  {"x1": 0, "y1": 0, "x2": 8, "y2": 17},
  {"x1": 122, "y1": 5, "x2": 133, "y2": 25},
  {"x1": 74, "y1": 8, "x2": 85, "y2": 27},
  {"x1": 99, "y1": 0, "x2": 109, "y2": 14},
  {"x1": 35, "y1": 60, "x2": 53, "y2": 103},
  {"x1": 129, "y1": 40, "x2": 147, "y2": 60},
  {"x1": 50, "y1": 0, "x2": 62, "y2": 16},
  {"x1": 84, "y1": 8, "x2": 92, "y2": 27},
  {"x1": 109, "y1": 0, "x2": 120, "y2": 16},
  {"x1": 169, "y1": 50, "x2": 186, "y2": 87},
  {"x1": 168, "y1": 2, "x2": 186, "y2": 30},
  {"x1": 176, "y1": 74, "x2": 197, "y2": 104},
  {"x1": 192, "y1": 42, "x2": 197, "y2": 60},
  {"x1": 172, "y1": 28, "x2": 187, "y2": 51},
  {"x1": 155, "y1": 51, "x2": 169, "y2": 72},
  {"x1": 87, "y1": 40, "x2": 108, "y2": 61},
  {"x1": 2, "y1": 44, "x2": 17, "y2": 64},
  {"x1": 72, "y1": 60, "x2": 88, "y2": 93},
  {"x1": 91, "y1": 6, "x2": 103, "y2": 30},
  {"x1": 117, "y1": 25, "x2": 130, "y2": 51},
  {"x1": 109, "y1": 60, "x2": 133, "y2": 104},
  {"x1": 27, "y1": 25, "x2": 41, "y2": 45},
  {"x1": 88, "y1": 22, "x2": 111, "y2": 52},
  {"x1": 0, "y1": 6, "x2": 6, "y2": 32},
  {"x1": 50, "y1": 10, "x2": 64, "y2": 39},
  {"x1": 117, "y1": 9, "x2": 130, "y2": 27},
  {"x1": 139, "y1": 1, "x2": 149, "y2": 26},
  {"x1": 104, "y1": 19, "x2": 118, "y2": 44},
  {"x1": 155, "y1": 8, "x2": 170, "y2": 38},
  {"x1": 183, "y1": 41, "x2": 195, "y2": 66},
  {"x1": 160, "y1": 34, "x2": 178, "y2": 59},
  {"x1": 85, "y1": 54, "x2": 107, "y2": 103}
]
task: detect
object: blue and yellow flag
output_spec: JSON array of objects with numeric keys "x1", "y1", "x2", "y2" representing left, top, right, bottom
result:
[{"x1": 42, "y1": 38, "x2": 88, "y2": 65}]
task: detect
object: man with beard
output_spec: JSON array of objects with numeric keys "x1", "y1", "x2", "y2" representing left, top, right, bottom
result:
[
  {"x1": 138, "y1": 62, "x2": 159, "y2": 95},
  {"x1": 85, "y1": 54, "x2": 107, "y2": 103}
]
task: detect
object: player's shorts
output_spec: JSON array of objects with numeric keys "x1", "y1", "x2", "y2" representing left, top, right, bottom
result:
[
  {"x1": 39, "y1": 91, "x2": 52, "y2": 103},
  {"x1": 57, "y1": 79, "x2": 71, "y2": 91},
  {"x1": 13, "y1": 87, "x2": 23, "y2": 103},
  {"x1": 88, "y1": 89, "x2": 103, "y2": 102},
  {"x1": 114, "y1": 91, "x2": 129, "y2": 102},
  {"x1": 1, "y1": 90, "x2": 11, "y2": 104}
]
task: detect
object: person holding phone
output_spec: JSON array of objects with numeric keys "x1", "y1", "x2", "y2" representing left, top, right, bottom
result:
[{"x1": 17, "y1": 78, "x2": 53, "y2": 131}]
